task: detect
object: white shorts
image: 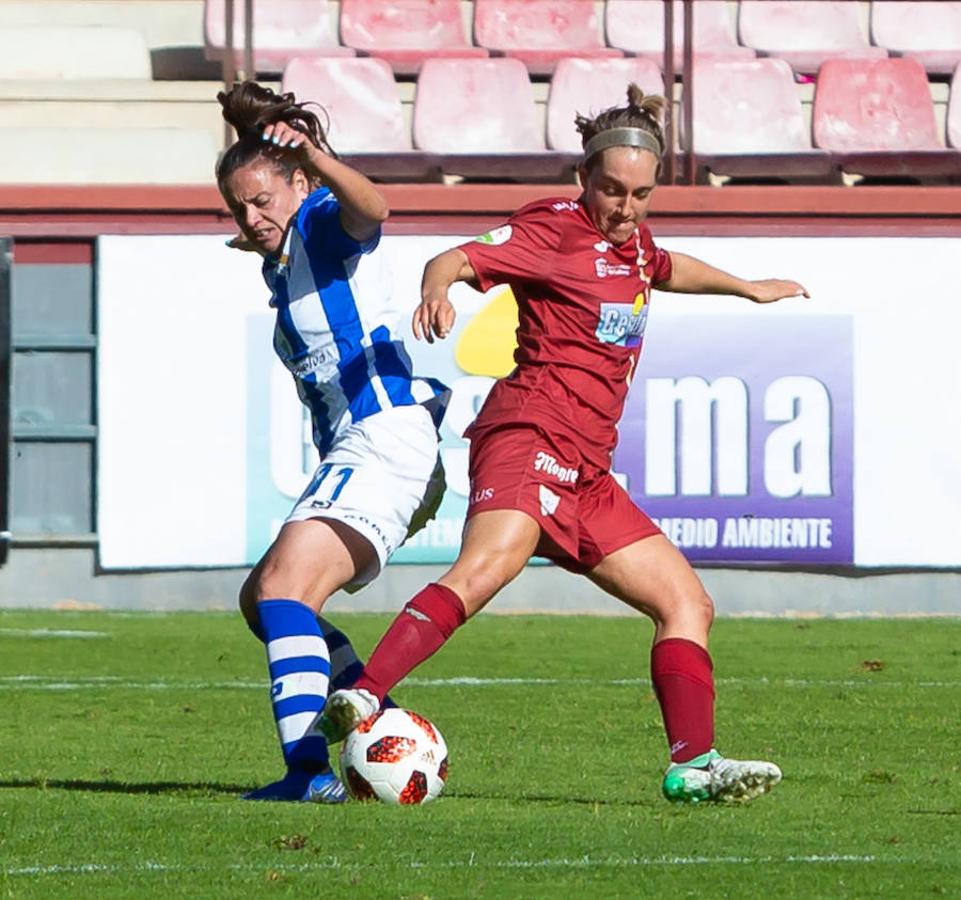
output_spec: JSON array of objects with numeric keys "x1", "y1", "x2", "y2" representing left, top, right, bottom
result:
[{"x1": 286, "y1": 403, "x2": 445, "y2": 589}]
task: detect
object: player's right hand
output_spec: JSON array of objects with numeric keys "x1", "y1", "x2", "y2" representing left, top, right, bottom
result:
[{"x1": 412, "y1": 294, "x2": 456, "y2": 343}]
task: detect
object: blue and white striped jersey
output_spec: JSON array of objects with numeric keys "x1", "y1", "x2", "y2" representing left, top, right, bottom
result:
[{"x1": 262, "y1": 187, "x2": 448, "y2": 454}]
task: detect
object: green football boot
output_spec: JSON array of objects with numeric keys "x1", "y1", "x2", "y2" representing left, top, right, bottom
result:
[{"x1": 662, "y1": 749, "x2": 782, "y2": 804}]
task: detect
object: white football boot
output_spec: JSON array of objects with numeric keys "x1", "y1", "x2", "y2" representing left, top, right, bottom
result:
[
  {"x1": 662, "y1": 749, "x2": 782, "y2": 804},
  {"x1": 319, "y1": 688, "x2": 380, "y2": 743}
]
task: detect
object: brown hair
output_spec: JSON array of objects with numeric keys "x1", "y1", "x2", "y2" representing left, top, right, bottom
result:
[
  {"x1": 575, "y1": 83, "x2": 667, "y2": 171},
  {"x1": 215, "y1": 80, "x2": 336, "y2": 186}
]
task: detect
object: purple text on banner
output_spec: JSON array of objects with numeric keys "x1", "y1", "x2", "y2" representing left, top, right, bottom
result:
[{"x1": 613, "y1": 315, "x2": 853, "y2": 564}]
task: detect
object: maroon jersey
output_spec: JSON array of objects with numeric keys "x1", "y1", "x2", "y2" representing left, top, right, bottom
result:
[{"x1": 459, "y1": 196, "x2": 673, "y2": 471}]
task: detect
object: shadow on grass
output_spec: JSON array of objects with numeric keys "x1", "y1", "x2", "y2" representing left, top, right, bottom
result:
[
  {"x1": 445, "y1": 788, "x2": 655, "y2": 808},
  {"x1": 0, "y1": 778, "x2": 248, "y2": 797},
  {"x1": 1, "y1": 780, "x2": 658, "y2": 807}
]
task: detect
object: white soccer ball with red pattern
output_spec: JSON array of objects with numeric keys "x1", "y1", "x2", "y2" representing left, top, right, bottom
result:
[{"x1": 339, "y1": 708, "x2": 448, "y2": 805}]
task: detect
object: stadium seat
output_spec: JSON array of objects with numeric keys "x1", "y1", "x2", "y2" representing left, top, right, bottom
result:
[
  {"x1": 813, "y1": 58, "x2": 961, "y2": 178},
  {"x1": 472, "y1": 0, "x2": 622, "y2": 76},
  {"x1": 282, "y1": 57, "x2": 439, "y2": 180},
  {"x1": 339, "y1": 0, "x2": 488, "y2": 76},
  {"x1": 204, "y1": 0, "x2": 354, "y2": 75},
  {"x1": 0, "y1": 127, "x2": 218, "y2": 184},
  {"x1": 0, "y1": 26, "x2": 151, "y2": 79},
  {"x1": 738, "y1": 1, "x2": 887, "y2": 74},
  {"x1": 546, "y1": 58, "x2": 665, "y2": 153},
  {"x1": 413, "y1": 58, "x2": 566, "y2": 179},
  {"x1": 605, "y1": 0, "x2": 754, "y2": 69},
  {"x1": 870, "y1": 2, "x2": 961, "y2": 76},
  {"x1": 949, "y1": 64, "x2": 961, "y2": 149},
  {"x1": 686, "y1": 58, "x2": 832, "y2": 181}
]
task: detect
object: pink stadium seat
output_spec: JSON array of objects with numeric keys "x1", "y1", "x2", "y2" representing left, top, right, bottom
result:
[
  {"x1": 738, "y1": 1, "x2": 886, "y2": 74},
  {"x1": 413, "y1": 58, "x2": 566, "y2": 178},
  {"x1": 949, "y1": 64, "x2": 961, "y2": 149},
  {"x1": 687, "y1": 58, "x2": 831, "y2": 180},
  {"x1": 605, "y1": 0, "x2": 754, "y2": 68},
  {"x1": 282, "y1": 56, "x2": 438, "y2": 179},
  {"x1": 204, "y1": 0, "x2": 354, "y2": 74},
  {"x1": 546, "y1": 58, "x2": 665, "y2": 153},
  {"x1": 473, "y1": 0, "x2": 622, "y2": 76},
  {"x1": 339, "y1": 0, "x2": 488, "y2": 76},
  {"x1": 813, "y1": 59, "x2": 961, "y2": 178},
  {"x1": 870, "y1": 2, "x2": 961, "y2": 76}
]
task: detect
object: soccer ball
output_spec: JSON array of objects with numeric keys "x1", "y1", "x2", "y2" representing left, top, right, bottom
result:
[{"x1": 339, "y1": 708, "x2": 448, "y2": 805}]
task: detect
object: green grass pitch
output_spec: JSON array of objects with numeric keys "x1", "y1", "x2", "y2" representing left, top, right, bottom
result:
[{"x1": 1, "y1": 609, "x2": 959, "y2": 898}]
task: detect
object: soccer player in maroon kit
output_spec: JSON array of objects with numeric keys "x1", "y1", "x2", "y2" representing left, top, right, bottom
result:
[{"x1": 322, "y1": 85, "x2": 809, "y2": 803}]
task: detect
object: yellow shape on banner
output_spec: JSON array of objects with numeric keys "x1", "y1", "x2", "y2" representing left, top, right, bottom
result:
[
  {"x1": 455, "y1": 287, "x2": 519, "y2": 377},
  {"x1": 632, "y1": 290, "x2": 647, "y2": 315}
]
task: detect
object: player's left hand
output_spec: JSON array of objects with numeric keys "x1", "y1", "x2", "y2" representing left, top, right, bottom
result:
[
  {"x1": 412, "y1": 293, "x2": 456, "y2": 343},
  {"x1": 747, "y1": 280, "x2": 810, "y2": 303}
]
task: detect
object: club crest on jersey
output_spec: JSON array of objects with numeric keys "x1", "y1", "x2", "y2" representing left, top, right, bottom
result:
[
  {"x1": 539, "y1": 485, "x2": 561, "y2": 516},
  {"x1": 474, "y1": 225, "x2": 513, "y2": 246},
  {"x1": 595, "y1": 301, "x2": 649, "y2": 348}
]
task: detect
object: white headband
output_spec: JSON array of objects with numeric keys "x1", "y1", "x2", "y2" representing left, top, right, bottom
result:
[{"x1": 583, "y1": 127, "x2": 662, "y2": 161}]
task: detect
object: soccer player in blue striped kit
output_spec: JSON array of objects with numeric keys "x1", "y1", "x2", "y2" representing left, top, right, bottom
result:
[{"x1": 216, "y1": 82, "x2": 449, "y2": 802}]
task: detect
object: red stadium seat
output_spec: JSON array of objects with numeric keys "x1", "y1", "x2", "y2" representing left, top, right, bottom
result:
[
  {"x1": 413, "y1": 58, "x2": 567, "y2": 179},
  {"x1": 687, "y1": 58, "x2": 832, "y2": 181},
  {"x1": 813, "y1": 58, "x2": 961, "y2": 178},
  {"x1": 282, "y1": 57, "x2": 438, "y2": 180},
  {"x1": 546, "y1": 58, "x2": 665, "y2": 153},
  {"x1": 339, "y1": 0, "x2": 488, "y2": 76},
  {"x1": 870, "y1": 2, "x2": 961, "y2": 76},
  {"x1": 950, "y1": 64, "x2": 961, "y2": 149},
  {"x1": 204, "y1": 0, "x2": 354, "y2": 74},
  {"x1": 473, "y1": 0, "x2": 622, "y2": 76},
  {"x1": 738, "y1": 1, "x2": 886, "y2": 74},
  {"x1": 605, "y1": 0, "x2": 754, "y2": 69}
]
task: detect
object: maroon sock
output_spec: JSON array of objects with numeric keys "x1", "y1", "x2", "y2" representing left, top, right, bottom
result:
[
  {"x1": 650, "y1": 637, "x2": 716, "y2": 764},
  {"x1": 354, "y1": 583, "x2": 467, "y2": 702}
]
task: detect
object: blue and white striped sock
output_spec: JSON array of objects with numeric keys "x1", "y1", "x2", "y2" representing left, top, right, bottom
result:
[{"x1": 258, "y1": 599, "x2": 331, "y2": 772}]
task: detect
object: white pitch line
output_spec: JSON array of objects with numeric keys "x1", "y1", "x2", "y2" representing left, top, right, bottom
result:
[
  {"x1": 0, "y1": 628, "x2": 108, "y2": 638},
  {"x1": 1, "y1": 674, "x2": 959, "y2": 692},
  {"x1": 2, "y1": 853, "x2": 885, "y2": 878}
]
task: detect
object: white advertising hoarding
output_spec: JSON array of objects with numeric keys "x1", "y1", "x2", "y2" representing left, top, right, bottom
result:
[{"x1": 97, "y1": 234, "x2": 961, "y2": 569}]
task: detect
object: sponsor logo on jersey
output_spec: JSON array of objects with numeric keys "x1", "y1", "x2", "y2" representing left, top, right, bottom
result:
[
  {"x1": 551, "y1": 200, "x2": 579, "y2": 212},
  {"x1": 594, "y1": 258, "x2": 633, "y2": 279},
  {"x1": 287, "y1": 345, "x2": 338, "y2": 378},
  {"x1": 539, "y1": 484, "x2": 561, "y2": 516},
  {"x1": 470, "y1": 486, "x2": 495, "y2": 503},
  {"x1": 595, "y1": 301, "x2": 649, "y2": 348},
  {"x1": 474, "y1": 225, "x2": 513, "y2": 245},
  {"x1": 533, "y1": 451, "x2": 579, "y2": 484}
]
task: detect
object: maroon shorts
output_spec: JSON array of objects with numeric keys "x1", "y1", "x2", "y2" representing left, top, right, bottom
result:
[{"x1": 465, "y1": 423, "x2": 661, "y2": 572}]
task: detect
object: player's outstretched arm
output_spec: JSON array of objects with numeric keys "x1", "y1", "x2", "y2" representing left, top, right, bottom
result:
[
  {"x1": 261, "y1": 121, "x2": 389, "y2": 244},
  {"x1": 414, "y1": 248, "x2": 476, "y2": 343},
  {"x1": 662, "y1": 251, "x2": 809, "y2": 303}
]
